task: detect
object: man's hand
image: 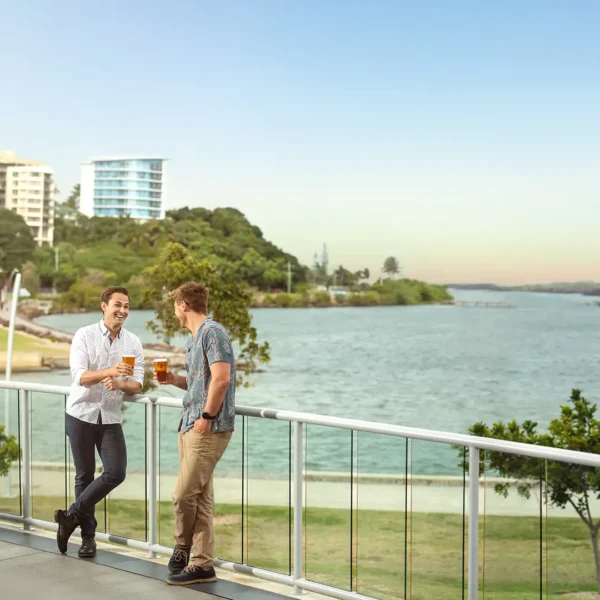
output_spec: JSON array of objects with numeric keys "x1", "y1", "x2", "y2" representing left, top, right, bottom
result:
[
  {"x1": 153, "y1": 370, "x2": 176, "y2": 385},
  {"x1": 108, "y1": 362, "x2": 134, "y2": 378},
  {"x1": 100, "y1": 377, "x2": 124, "y2": 391},
  {"x1": 193, "y1": 418, "x2": 211, "y2": 434}
]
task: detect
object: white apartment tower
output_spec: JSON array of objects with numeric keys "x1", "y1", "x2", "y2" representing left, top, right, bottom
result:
[
  {"x1": 80, "y1": 156, "x2": 167, "y2": 220},
  {"x1": 0, "y1": 150, "x2": 56, "y2": 246}
]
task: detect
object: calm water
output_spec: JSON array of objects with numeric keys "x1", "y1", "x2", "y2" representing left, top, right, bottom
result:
[{"x1": 9, "y1": 289, "x2": 600, "y2": 476}]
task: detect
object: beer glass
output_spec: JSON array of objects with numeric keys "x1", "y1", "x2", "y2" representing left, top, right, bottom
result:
[{"x1": 154, "y1": 358, "x2": 168, "y2": 383}]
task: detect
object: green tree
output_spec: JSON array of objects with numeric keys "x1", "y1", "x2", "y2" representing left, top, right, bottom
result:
[
  {"x1": 0, "y1": 208, "x2": 36, "y2": 272},
  {"x1": 382, "y1": 256, "x2": 400, "y2": 278},
  {"x1": 331, "y1": 265, "x2": 358, "y2": 287},
  {"x1": 463, "y1": 389, "x2": 600, "y2": 591},
  {"x1": 32, "y1": 246, "x2": 56, "y2": 288},
  {"x1": 21, "y1": 261, "x2": 40, "y2": 297},
  {"x1": 143, "y1": 243, "x2": 270, "y2": 381},
  {"x1": 0, "y1": 425, "x2": 19, "y2": 477},
  {"x1": 64, "y1": 184, "x2": 80, "y2": 210}
]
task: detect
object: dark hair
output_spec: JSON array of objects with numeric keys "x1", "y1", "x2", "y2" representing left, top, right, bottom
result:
[
  {"x1": 169, "y1": 282, "x2": 209, "y2": 315},
  {"x1": 101, "y1": 286, "x2": 130, "y2": 305}
]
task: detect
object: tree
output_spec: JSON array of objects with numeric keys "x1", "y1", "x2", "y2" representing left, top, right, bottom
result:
[
  {"x1": 355, "y1": 268, "x2": 370, "y2": 282},
  {"x1": 463, "y1": 389, "x2": 600, "y2": 592},
  {"x1": 0, "y1": 425, "x2": 19, "y2": 477},
  {"x1": 64, "y1": 184, "x2": 80, "y2": 210},
  {"x1": 143, "y1": 243, "x2": 270, "y2": 382},
  {"x1": 21, "y1": 261, "x2": 40, "y2": 297},
  {"x1": 330, "y1": 265, "x2": 358, "y2": 288},
  {"x1": 0, "y1": 208, "x2": 36, "y2": 273},
  {"x1": 382, "y1": 256, "x2": 400, "y2": 278}
]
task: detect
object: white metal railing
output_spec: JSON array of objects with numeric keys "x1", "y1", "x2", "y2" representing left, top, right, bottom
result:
[{"x1": 2, "y1": 380, "x2": 600, "y2": 600}]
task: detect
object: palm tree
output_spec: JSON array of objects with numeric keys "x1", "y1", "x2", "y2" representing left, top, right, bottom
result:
[{"x1": 382, "y1": 256, "x2": 400, "y2": 278}]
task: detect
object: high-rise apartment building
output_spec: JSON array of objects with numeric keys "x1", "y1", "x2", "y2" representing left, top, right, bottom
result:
[
  {"x1": 0, "y1": 150, "x2": 55, "y2": 246},
  {"x1": 80, "y1": 157, "x2": 166, "y2": 220}
]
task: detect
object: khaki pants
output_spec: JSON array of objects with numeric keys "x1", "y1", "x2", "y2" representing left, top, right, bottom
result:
[{"x1": 173, "y1": 430, "x2": 232, "y2": 567}]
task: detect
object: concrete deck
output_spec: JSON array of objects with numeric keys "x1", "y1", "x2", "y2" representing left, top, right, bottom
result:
[{"x1": 0, "y1": 524, "x2": 293, "y2": 600}]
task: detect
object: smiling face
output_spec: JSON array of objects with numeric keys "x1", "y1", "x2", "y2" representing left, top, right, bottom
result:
[{"x1": 101, "y1": 292, "x2": 130, "y2": 330}]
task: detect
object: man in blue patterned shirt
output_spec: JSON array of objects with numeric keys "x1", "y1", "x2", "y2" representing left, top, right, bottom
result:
[{"x1": 157, "y1": 282, "x2": 235, "y2": 586}]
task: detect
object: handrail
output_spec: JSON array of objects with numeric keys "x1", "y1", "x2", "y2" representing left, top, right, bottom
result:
[
  {"x1": 2, "y1": 379, "x2": 599, "y2": 467},
  {"x1": 3, "y1": 378, "x2": 599, "y2": 600}
]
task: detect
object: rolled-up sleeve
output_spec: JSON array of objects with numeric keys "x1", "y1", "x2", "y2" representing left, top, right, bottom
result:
[
  {"x1": 132, "y1": 338, "x2": 145, "y2": 386},
  {"x1": 70, "y1": 330, "x2": 89, "y2": 386}
]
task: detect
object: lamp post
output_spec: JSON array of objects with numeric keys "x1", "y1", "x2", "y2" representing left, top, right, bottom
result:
[{"x1": 3, "y1": 268, "x2": 21, "y2": 497}]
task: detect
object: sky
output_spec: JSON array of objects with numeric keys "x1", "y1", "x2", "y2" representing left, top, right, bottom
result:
[{"x1": 1, "y1": 0, "x2": 599, "y2": 284}]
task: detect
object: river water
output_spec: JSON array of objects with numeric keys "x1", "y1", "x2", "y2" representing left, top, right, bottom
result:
[{"x1": 8, "y1": 289, "x2": 600, "y2": 476}]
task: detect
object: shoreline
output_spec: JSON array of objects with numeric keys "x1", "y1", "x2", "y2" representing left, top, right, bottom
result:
[{"x1": 1, "y1": 463, "x2": 591, "y2": 517}]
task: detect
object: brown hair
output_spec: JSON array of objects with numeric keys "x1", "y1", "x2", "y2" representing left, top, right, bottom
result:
[
  {"x1": 169, "y1": 282, "x2": 209, "y2": 315},
  {"x1": 101, "y1": 287, "x2": 130, "y2": 305}
]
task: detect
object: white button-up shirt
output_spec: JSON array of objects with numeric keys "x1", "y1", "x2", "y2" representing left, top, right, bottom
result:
[{"x1": 66, "y1": 320, "x2": 145, "y2": 424}]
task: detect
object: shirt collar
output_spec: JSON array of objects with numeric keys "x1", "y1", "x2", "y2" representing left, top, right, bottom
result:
[
  {"x1": 192, "y1": 317, "x2": 211, "y2": 342},
  {"x1": 99, "y1": 319, "x2": 123, "y2": 339}
]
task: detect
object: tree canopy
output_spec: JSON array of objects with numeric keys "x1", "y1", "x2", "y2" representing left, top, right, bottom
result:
[
  {"x1": 0, "y1": 208, "x2": 36, "y2": 274},
  {"x1": 463, "y1": 389, "x2": 600, "y2": 591},
  {"x1": 143, "y1": 243, "x2": 270, "y2": 381},
  {"x1": 50, "y1": 207, "x2": 306, "y2": 294}
]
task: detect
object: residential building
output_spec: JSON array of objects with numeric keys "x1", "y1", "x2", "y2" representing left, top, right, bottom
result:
[
  {"x1": 0, "y1": 150, "x2": 55, "y2": 246},
  {"x1": 80, "y1": 157, "x2": 167, "y2": 220}
]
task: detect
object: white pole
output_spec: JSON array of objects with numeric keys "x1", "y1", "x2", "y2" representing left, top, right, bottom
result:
[
  {"x1": 4, "y1": 271, "x2": 21, "y2": 497},
  {"x1": 147, "y1": 401, "x2": 158, "y2": 558},
  {"x1": 293, "y1": 421, "x2": 304, "y2": 593},
  {"x1": 287, "y1": 262, "x2": 292, "y2": 294},
  {"x1": 468, "y1": 446, "x2": 480, "y2": 600}
]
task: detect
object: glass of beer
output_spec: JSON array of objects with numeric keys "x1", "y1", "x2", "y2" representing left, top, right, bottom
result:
[
  {"x1": 154, "y1": 358, "x2": 168, "y2": 383},
  {"x1": 122, "y1": 355, "x2": 135, "y2": 377}
]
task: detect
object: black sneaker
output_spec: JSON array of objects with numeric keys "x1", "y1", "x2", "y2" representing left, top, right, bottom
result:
[
  {"x1": 168, "y1": 545, "x2": 191, "y2": 574},
  {"x1": 54, "y1": 509, "x2": 78, "y2": 554},
  {"x1": 78, "y1": 534, "x2": 96, "y2": 558},
  {"x1": 166, "y1": 565, "x2": 217, "y2": 585}
]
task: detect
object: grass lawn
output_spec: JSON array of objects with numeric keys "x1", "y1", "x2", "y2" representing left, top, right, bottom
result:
[
  {"x1": 1, "y1": 493, "x2": 598, "y2": 599},
  {"x1": 0, "y1": 327, "x2": 69, "y2": 357}
]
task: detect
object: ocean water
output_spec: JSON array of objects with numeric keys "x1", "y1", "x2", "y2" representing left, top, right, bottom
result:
[{"x1": 7, "y1": 289, "x2": 599, "y2": 476}]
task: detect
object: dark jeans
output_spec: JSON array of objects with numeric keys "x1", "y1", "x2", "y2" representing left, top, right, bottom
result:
[{"x1": 66, "y1": 413, "x2": 127, "y2": 535}]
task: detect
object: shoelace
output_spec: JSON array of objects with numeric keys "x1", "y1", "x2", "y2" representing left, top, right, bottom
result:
[
  {"x1": 173, "y1": 547, "x2": 190, "y2": 563},
  {"x1": 183, "y1": 565, "x2": 204, "y2": 574}
]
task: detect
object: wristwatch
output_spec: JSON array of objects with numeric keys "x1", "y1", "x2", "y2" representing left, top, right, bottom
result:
[{"x1": 202, "y1": 412, "x2": 216, "y2": 421}]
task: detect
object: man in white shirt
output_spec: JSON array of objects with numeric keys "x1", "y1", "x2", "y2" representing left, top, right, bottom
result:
[{"x1": 54, "y1": 286, "x2": 144, "y2": 558}]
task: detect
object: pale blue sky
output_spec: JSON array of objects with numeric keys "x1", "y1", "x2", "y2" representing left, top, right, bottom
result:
[{"x1": 2, "y1": 1, "x2": 599, "y2": 283}]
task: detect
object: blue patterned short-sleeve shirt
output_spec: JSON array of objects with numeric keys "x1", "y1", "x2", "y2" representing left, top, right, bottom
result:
[{"x1": 181, "y1": 318, "x2": 236, "y2": 434}]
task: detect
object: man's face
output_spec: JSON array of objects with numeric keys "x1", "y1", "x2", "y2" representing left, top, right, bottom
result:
[
  {"x1": 174, "y1": 300, "x2": 186, "y2": 327},
  {"x1": 101, "y1": 293, "x2": 130, "y2": 328}
]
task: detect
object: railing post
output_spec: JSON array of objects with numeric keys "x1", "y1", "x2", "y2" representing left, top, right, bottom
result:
[
  {"x1": 147, "y1": 400, "x2": 158, "y2": 558},
  {"x1": 468, "y1": 446, "x2": 480, "y2": 600},
  {"x1": 21, "y1": 389, "x2": 31, "y2": 530},
  {"x1": 293, "y1": 421, "x2": 304, "y2": 594}
]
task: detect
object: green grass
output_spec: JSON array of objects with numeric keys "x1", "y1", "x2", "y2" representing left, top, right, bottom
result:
[
  {"x1": 1, "y1": 494, "x2": 598, "y2": 599},
  {"x1": 0, "y1": 327, "x2": 69, "y2": 357}
]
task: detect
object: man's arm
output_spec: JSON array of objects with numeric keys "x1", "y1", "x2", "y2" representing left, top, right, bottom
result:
[
  {"x1": 101, "y1": 337, "x2": 144, "y2": 394},
  {"x1": 193, "y1": 327, "x2": 232, "y2": 433},
  {"x1": 101, "y1": 377, "x2": 142, "y2": 395},
  {"x1": 160, "y1": 371, "x2": 188, "y2": 390},
  {"x1": 204, "y1": 361, "x2": 231, "y2": 416},
  {"x1": 71, "y1": 330, "x2": 132, "y2": 387}
]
